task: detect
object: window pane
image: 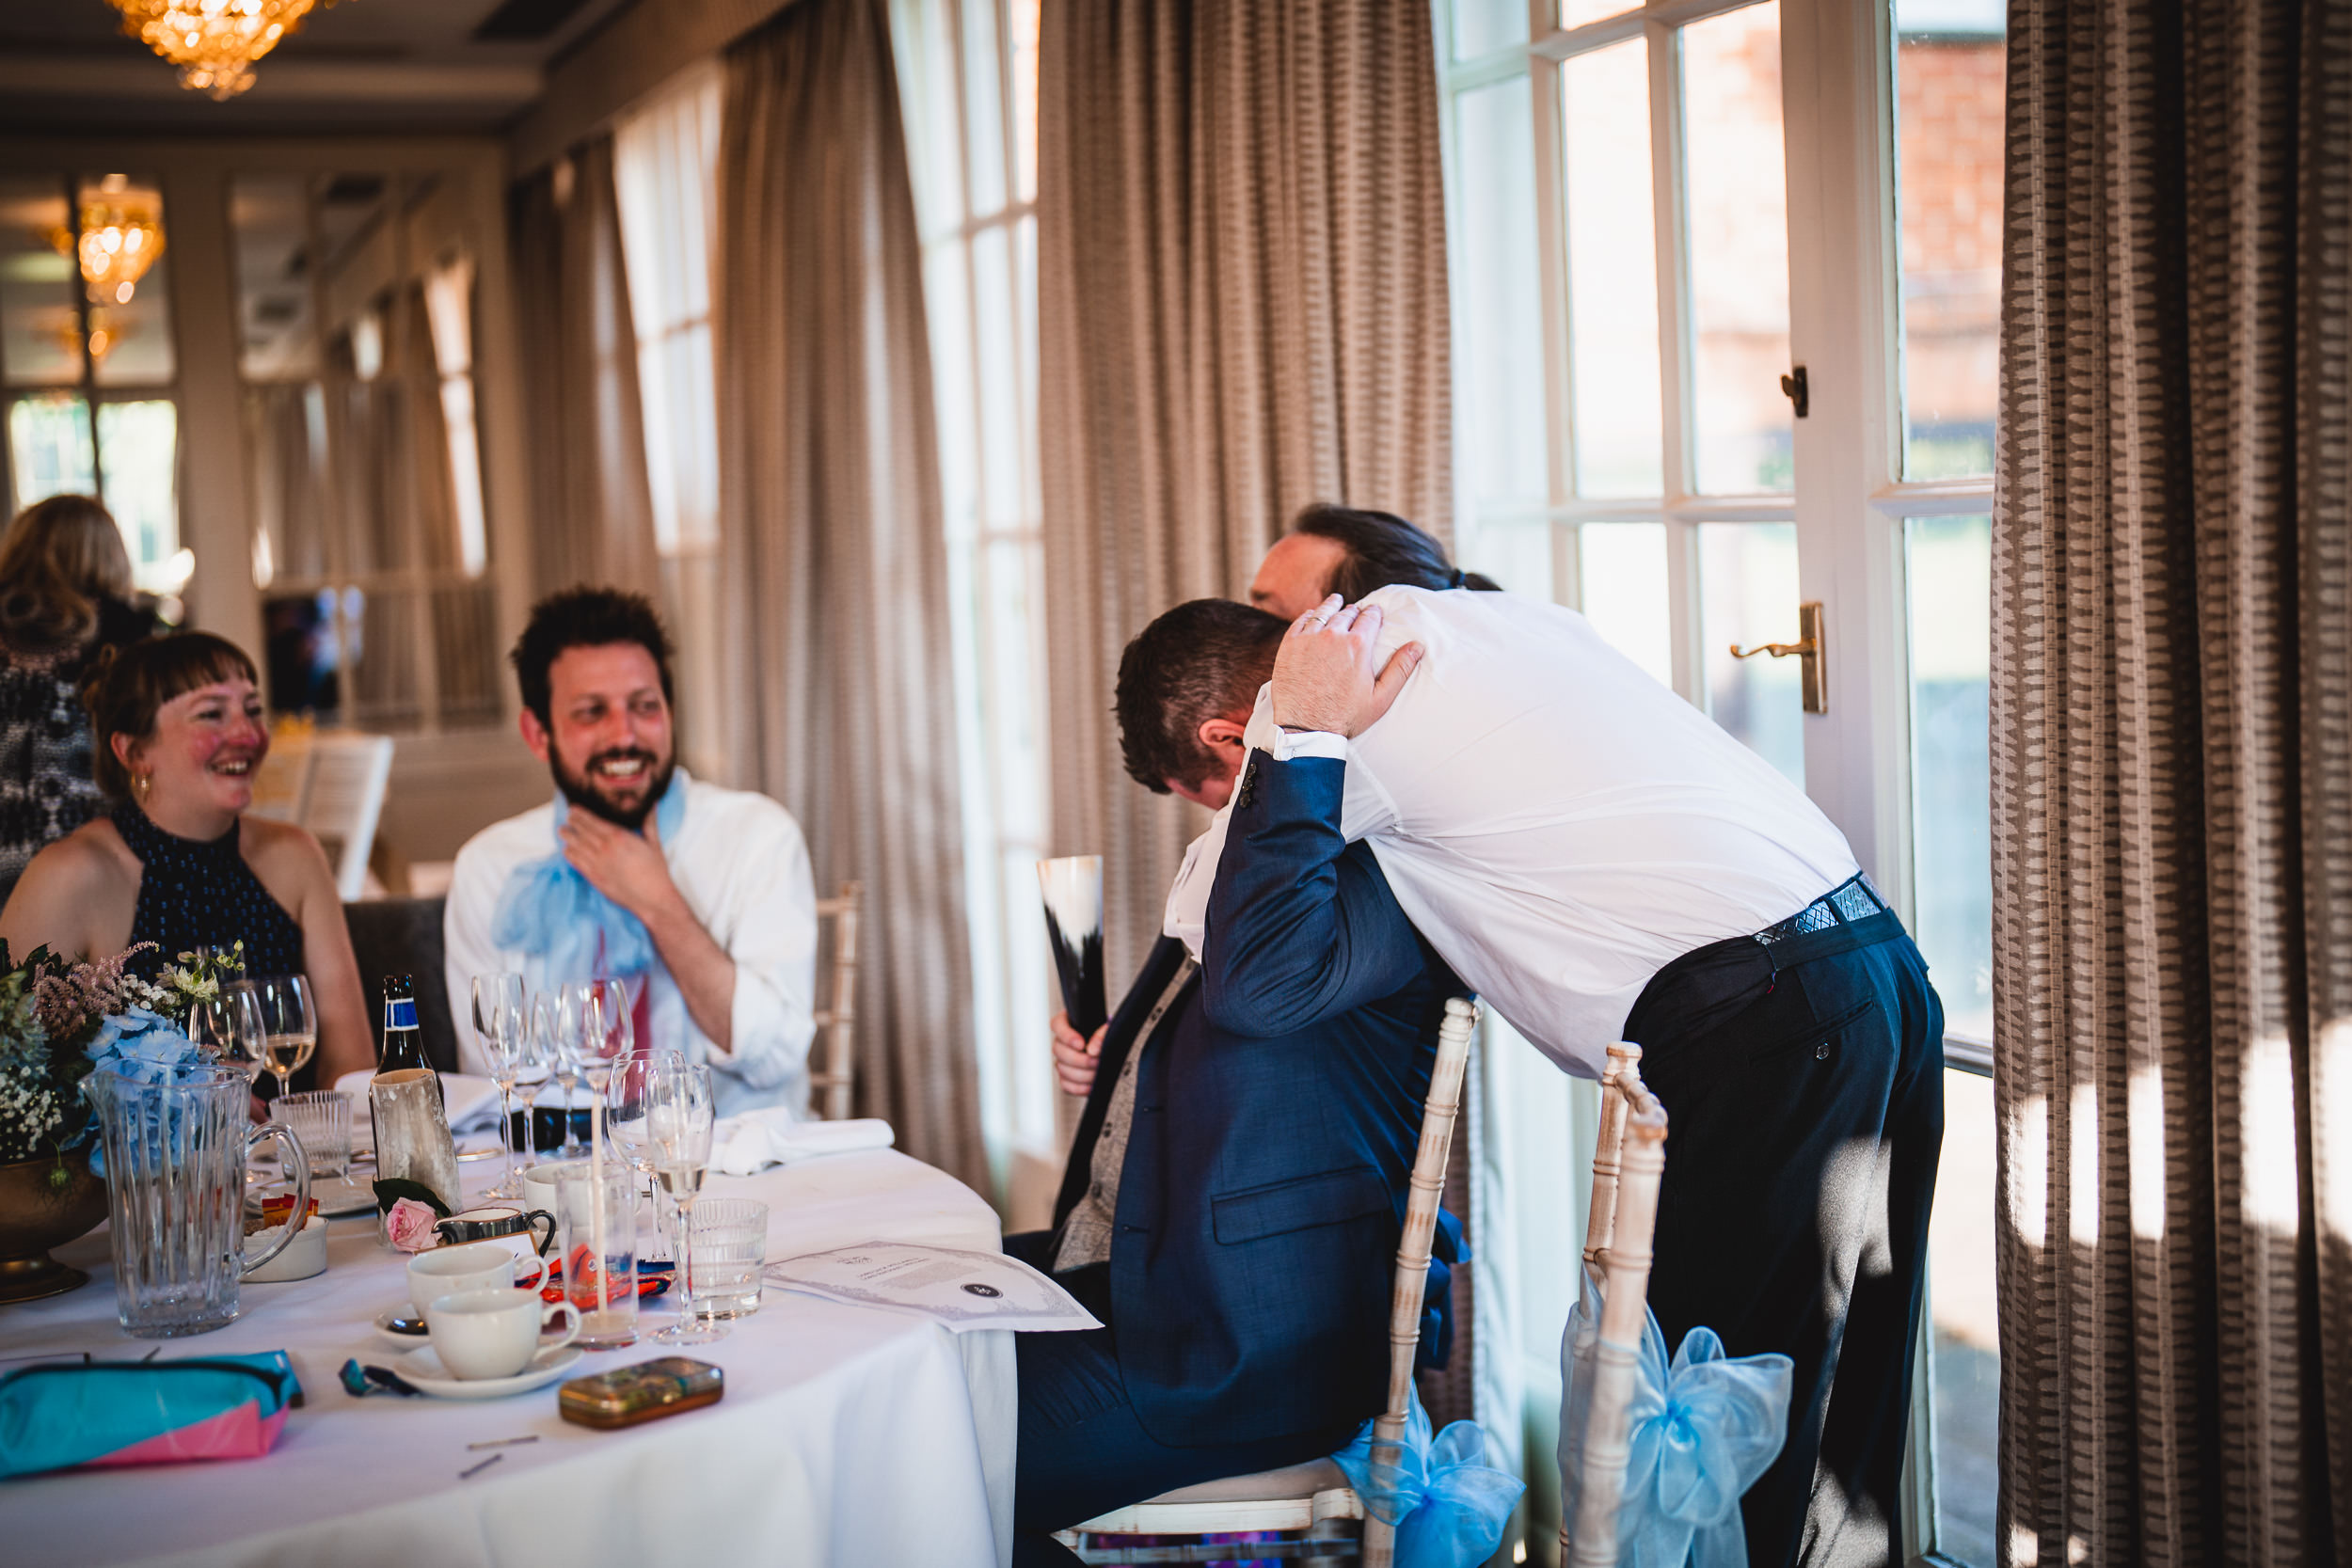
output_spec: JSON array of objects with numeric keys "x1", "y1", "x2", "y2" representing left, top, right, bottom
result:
[
  {"x1": 1464, "y1": 519, "x2": 1554, "y2": 599},
  {"x1": 8, "y1": 392, "x2": 94, "y2": 508},
  {"x1": 97, "y1": 399, "x2": 182, "y2": 593},
  {"x1": 1563, "y1": 39, "x2": 1662, "y2": 499},
  {"x1": 971, "y1": 225, "x2": 1023, "y2": 529},
  {"x1": 1562, "y1": 0, "x2": 1639, "y2": 25},
  {"x1": 1929, "y1": 1066, "x2": 1999, "y2": 1566},
  {"x1": 1906, "y1": 515, "x2": 1992, "y2": 1039},
  {"x1": 1452, "y1": 0, "x2": 1526, "y2": 59},
  {"x1": 1454, "y1": 74, "x2": 1548, "y2": 520},
  {"x1": 1894, "y1": 1, "x2": 2004, "y2": 480},
  {"x1": 231, "y1": 174, "x2": 320, "y2": 381},
  {"x1": 1577, "y1": 521, "x2": 1671, "y2": 686},
  {"x1": 1681, "y1": 3, "x2": 1793, "y2": 495},
  {"x1": 961, "y1": 0, "x2": 1008, "y2": 216},
  {"x1": 1698, "y1": 520, "x2": 1803, "y2": 784},
  {"x1": 0, "y1": 178, "x2": 83, "y2": 387},
  {"x1": 82, "y1": 176, "x2": 175, "y2": 388},
  {"x1": 1009, "y1": 0, "x2": 1041, "y2": 204}
]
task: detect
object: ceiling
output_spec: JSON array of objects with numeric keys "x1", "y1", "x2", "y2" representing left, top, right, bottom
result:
[{"x1": 0, "y1": 0, "x2": 638, "y2": 135}]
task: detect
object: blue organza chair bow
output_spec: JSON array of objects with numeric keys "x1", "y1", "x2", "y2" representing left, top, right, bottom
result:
[
  {"x1": 1333, "y1": 1390, "x2": 1524, "y2": 1568},
  {"x1": 1558, "y1": 1265, "x2": 1794, "y2": 1568}
]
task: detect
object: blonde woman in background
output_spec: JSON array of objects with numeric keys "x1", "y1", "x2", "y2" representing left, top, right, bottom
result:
[{"x1": 0, "y1": 496, "x2": 158, "y2": 904}]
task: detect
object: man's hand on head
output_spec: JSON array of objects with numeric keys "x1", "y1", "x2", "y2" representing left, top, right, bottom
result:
[
  {"x1": 559, "y1": 808, "x2": 684, "y2": 923},
  {"x1": 1269, "y1": 595, "x2": 1424, "y2": 739},
  {"x1": 1051, "y1": 1010, "x2": 1107, "y2": 1098}
]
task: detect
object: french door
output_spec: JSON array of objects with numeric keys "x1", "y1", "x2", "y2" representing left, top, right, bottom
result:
[{"x1": 1437, "y1": 0, "x2": 2000, "y2": 1561}]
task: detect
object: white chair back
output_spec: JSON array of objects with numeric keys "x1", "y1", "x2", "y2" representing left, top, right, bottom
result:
[
  {"x1": 1361, "y1": 995, "x2": 1479, "y2": 1568},
  {"x1": 246, "y1": 730, "x2": 313, "y2": 823},
  {"x1": 1563, "y1": 1043, "x2": 1670, "y2": 1568},
  {"x1": 300, "y1": 732, "x2": 394, "y2": 900},
  {"x1": 808, "y1": 881, "x2": 862, "y2": 1120}
]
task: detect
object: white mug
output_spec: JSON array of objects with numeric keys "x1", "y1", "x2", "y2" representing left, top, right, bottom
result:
[
  {"x1": 406, "y1": 1241, "x2": 546, "y2": 1311},
  {"x1": 423, "y1": 1288, "x2": 580, "y2": 1380}
]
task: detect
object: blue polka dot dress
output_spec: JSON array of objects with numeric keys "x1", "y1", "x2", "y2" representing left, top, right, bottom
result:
[{"x1": 113, "y1": 801, "x2": 306, "y2": 988}]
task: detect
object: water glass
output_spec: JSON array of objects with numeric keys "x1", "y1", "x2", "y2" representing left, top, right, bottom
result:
[
  {"x1": 554, "y1": 1163, "x2": 639, "y2": 1348},
  {"x1": 686, "y1": 1198, "x2": 768, "y2": 1320},
  {"x1": 273, "y1": 1090, "x2": 352, "y2": 1178}
]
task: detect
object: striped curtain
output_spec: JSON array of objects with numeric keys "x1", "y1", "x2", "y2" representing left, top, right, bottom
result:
[
  {"x1": 1034, "y1": 0, "x2": 1454, "y2": 995},
  {"x1": 713, "y1": 0, "x2": 984, "y2": 1189},
  {"x1": 1991, "y1": 0, "x2": 2352, "y2": 1560}
]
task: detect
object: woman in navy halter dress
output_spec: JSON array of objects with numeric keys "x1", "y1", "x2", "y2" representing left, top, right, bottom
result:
[{"x1": 0, "y1": 633, "x2": 375, "y2": 1094}]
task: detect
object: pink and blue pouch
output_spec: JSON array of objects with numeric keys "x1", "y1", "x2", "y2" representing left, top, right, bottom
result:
[{"x1": 0, "y1": 1353, "x2": 299, "y2": 1479}]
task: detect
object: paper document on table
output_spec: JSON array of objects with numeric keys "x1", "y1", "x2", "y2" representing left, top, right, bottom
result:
[{"x1": 764, "y1": 1242, "x2": 1103, "y2": 1333}]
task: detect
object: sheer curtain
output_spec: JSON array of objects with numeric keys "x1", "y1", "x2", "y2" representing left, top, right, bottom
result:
[
  {"x1": 509, "y1": 136, "x2": 660, "y2": 602},
  {"x1": 1992, "y1": 0, "x2": 2352, "y2": 1558},
  {"x1": 715, "y1": 0, "x2": 984, "y2": 1188}
]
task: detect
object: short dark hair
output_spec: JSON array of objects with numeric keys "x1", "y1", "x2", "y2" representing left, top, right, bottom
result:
[
  {"x1": 1290, "y1": 502, "x2": 1502, "y2": 602},
  {"x1": 509, "y1": 587, "x2": 676, "y2": 725},
  {"x1": 82, "y1": 632, "x2": 258, "y2": 800},
  {"x1": 1116, "y1": 600, "x2": 1287, "y2": 793}
]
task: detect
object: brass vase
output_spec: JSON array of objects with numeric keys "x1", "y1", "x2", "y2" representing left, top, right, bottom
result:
[{"x1": 0, "y1": 1148, "x2": 107, "y2": 1303}]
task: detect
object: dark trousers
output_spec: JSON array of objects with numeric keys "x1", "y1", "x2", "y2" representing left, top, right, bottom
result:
[
  {"x1": 1623, "y1": 911, "x2": 1945, "y2": 1568},
  {"x1": 1004, "y1": 1233, "x2": 1359, "y2": 1568}
]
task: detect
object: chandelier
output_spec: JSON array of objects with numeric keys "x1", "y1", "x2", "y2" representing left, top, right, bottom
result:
[
  {"x1": 105, "y1": 0, "x2": 344, "y2": 102},
  {"x1": 48, "y1": 179, "x2": 167, "y2": 309}
]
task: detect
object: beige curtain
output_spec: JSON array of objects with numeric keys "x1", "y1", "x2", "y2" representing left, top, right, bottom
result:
[
  {"x1": 511, "y1": 136, "x2": 660, "y2": 600},
  {"x1": 1992, "y1": 0, "x2": 2351, "y2": 1560},
  {"x1": 1035, "y1": 0, "x2": 1453, "y2": 989},
  {"x1": 715, "y1": 0, "x2": 983, "y2": 1189}
]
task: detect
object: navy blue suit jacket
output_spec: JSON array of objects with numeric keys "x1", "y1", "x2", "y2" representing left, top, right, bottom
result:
[{"x1": 1046, "y1": 755, "x2": 1463, "y2": 1449}]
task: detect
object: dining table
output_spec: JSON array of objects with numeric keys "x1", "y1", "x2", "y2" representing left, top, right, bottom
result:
[{"x1": 0, "y1": 1146, "x2": 1017, "y2": 1568}]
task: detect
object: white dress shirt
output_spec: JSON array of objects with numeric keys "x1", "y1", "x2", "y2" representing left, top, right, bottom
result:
[
  {"x1": 444, "y1": 768, "x2": 819, "y2": 1118},
  {"x1": 1166, "y1": 586, "x2": 1861, "y2": 1079}
]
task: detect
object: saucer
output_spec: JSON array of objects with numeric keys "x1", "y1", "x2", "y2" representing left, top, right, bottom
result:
[
  {"x1": 392, "y1": 1342, "x2": 582, "y2": 1399},
  {"x1": 312, "y1": 1175, "x2": 378, "y2": 1218}
]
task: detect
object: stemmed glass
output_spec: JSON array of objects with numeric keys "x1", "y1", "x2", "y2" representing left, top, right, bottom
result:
[
  {"x1": 245, "y1": 974, "x2": 317, "y2": 1102},
  {"x1": 607, "y1": 1046, "x2": 684, "y2": 1196},
  {"x1": 190, "y1": 983, "x2": 267, "y2": 1087},
  {"x1": 644, "y1": 1060, "x2": 723, "y2": 1345},
  {"x1": 471, "y1": 973, "x2": 527, "y2": 1198},
  {"x1": 540, "y1": 990, "x2": 586, "y2": 1158}
]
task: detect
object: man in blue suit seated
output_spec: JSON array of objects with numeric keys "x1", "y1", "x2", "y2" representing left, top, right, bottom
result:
[{"x1": 1006, "y1": 598, "x2": 1466, "y2": 1568}]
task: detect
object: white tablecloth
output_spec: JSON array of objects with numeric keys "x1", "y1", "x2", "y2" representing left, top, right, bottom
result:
[{"x1": 0, "y1": 1149, "x2": 1015, "y2": 1568}]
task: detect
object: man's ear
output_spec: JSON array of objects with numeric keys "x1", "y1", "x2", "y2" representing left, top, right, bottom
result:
[
  {"x1": 1195, "y1": 715, "x2": 1248, "y2": 757},
  {"x1": 519, "y1": 707, "x2": 553, "y2": 766}
]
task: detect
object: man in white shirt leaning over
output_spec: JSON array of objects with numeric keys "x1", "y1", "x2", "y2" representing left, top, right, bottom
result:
[
  {"x1": 444, "y1": 588, "x2": 818, "y2": 1119},
  {"x1": 1149, "y1": 580, "x2": 1944, "y2": 1568}
]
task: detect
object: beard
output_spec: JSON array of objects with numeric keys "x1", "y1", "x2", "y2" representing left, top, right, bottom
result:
[{"x1": 550, "y1": 744, "x2": 675, "y2": 832}]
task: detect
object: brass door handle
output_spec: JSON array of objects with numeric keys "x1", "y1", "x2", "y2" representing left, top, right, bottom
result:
[{"x1": 1725, "y1": 601, "x2": 1827, "y2": 714}]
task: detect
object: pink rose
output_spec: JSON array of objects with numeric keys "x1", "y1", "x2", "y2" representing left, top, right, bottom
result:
[{"x1": 383, "y1": 1197, "x2": 441, "y2": 1253}]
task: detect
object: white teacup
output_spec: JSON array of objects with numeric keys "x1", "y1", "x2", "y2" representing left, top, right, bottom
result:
[
  {"x1": 423, "y1": 1288, "x2": 580, "y2": 1380},
  {"x1": 521, "y1": 1161, "x2": 587, "y2": 1219},
  {"x1": 406, "y1": 1241, "x2": 546, "y2": 1313}
]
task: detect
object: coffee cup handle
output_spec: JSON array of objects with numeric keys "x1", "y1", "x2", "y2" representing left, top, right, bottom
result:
[
  {"x1": 523, "y1": 1207, "x2": 558, "y2": 1257},
  {"x1": 511, "y1": 1248, "x2": 549, "y2": 1292},
  {"x1": 540, "y1": 1297, "x2": 581, "y2": 1352}
]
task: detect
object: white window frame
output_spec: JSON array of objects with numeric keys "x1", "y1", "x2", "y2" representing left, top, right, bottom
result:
[{"x1": 1436, "y1": 1, "x2": 1994, "y2": 1561}]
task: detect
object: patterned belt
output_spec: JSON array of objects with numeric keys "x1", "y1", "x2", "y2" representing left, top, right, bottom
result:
[{"x1": 1752, "y1": 874, "x2": 1889, "y2": 947}]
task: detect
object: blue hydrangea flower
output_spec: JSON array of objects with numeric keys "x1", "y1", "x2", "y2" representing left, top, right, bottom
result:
[{"x1": 82, "y1": 1009, "x2": 212, "y2": 1177}]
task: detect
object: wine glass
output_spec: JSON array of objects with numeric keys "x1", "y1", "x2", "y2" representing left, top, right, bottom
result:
[
  {"x1": 607, "y1": 1046, "x2": 683, "y2": 1195},
  {"x1": 246, "y1": 974, "x2": 317, "y2": 1102},
  {"x1": 577, "y1": 979, "x2": 633, "y2": 1084},
  {"x1": 472, "y1": 973, "x2": 527, "y2": 1198},
  {"x1": 540, "y1": 989, "x2": 586, "y2": 1158},
  {"x1": 513, "y1": 1000, "x2": 554, "y2": 1158},
  {"x1": 189, "y1": 983, "x2": 267, "y2": 1086},
  {"x1": 645, "y1": 1060, "x2": 723, "y2": 1345}
]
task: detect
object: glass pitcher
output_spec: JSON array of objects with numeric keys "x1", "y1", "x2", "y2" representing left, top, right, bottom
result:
[{"x1": 86, "y1": 1066, "x2": 312, "y2": 1338}]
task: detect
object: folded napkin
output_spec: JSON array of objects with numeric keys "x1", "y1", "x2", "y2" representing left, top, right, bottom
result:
[
  {"x1": 332, "y1": 1069, "x2": 504, "y2": 1144},
  {"x1": 711, "y1": 1109, "x2": 894, "y2": 1176},
  {"x1": 0, "y1": 1353, "x2": 300, "y2": 1479}
]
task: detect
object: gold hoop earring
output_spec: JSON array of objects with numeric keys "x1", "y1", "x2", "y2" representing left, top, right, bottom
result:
[{"x1": 132, "y1": 772, "x2": 151, "y2": 803}]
